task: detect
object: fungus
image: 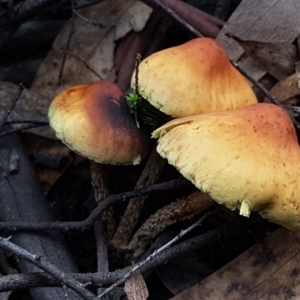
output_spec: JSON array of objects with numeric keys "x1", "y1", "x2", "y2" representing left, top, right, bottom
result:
[
  {"x1": 48, "y1": 81, "x2": 150, "y2": 165},
  {"x1": 130, "y1": 37, "x2": 257, "y2": 127},
  {"x1": 153, "y1": 103, "x2": 300, "y2": 230}
]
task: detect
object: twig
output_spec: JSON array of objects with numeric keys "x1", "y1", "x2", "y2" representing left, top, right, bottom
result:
[
  {"x1": 0, "y1": 123, "x2": 48, "y2": 137},
  {"x1": 0, "y1": 237, "x2": 97, "y2": 300},
  {"x1": 3, "y1": 118, "x2": 49, "y2": 125},
  {"x1": 58, "y1": 0, "x2": 76, "y2": 85},
  {"x1": 128, "y1": 191, "x2": 214, "y2": 259},
  {"x1": 152, "y1": 0, "x2": 203, "y2": 37},
  {"x1": 73, "y1": 9, "x2": 105, "y2": 28},
  {"x1": 0, "y1": 222, "x2": 241, "y2": 291},
  {"x1": 232, "y1": 62, "x2": 300, "y2": 130},
  {"x1": 60, "y1": 50, "x2": 103, "y2": 80},
  {"x1": 135, "y1": 53, "x2": 142, "y2": 95},
  {"x1": 98, "y1": 213, "x2": 210, "y2": 298},
  {"x1": 0, "y1": 177, "x2": 190, "y2": 232},
  {"x1": 154, "y1": 0, "x2": 300, "y2": 130},
  {"x1": 0, "y1": 84, "x2": 24, "y2": 130},
  {"x1": 111, "y1": 147, "x2": 166, "y2": 249}
]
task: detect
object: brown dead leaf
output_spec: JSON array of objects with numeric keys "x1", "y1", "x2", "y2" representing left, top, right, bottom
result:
[
  {"x1": 172, "y1": 228, "x2": 300, "y2": 299},
  {"x1": 265, "y1": 72, "x2": 300, "y2": 104},
  {"x1": 0, "y1": 81, "x2": 53, "y2": 137},
  {"x1": 157, "y1": 252, "x2": 214, "y2": 295},
  {"x1": 124, "y1": 271, "x2": 149, "y2": 300},
  {"x1": 230, "y1": 34, "x2": 299, "y2": 80},
  {"x1": 115, "y1": 1, "x2": 153, "y2": 40},
  {"x1": 31, "y1": 0, "x2": 152, "y2": 100}
]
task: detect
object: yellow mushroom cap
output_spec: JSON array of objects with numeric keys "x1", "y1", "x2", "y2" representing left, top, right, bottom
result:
[
  {"x1": 153, "y1": 103, "x2": 300, "y2": 229},
  {"x1": 131, "y1": 37, "x2": 257, "y2": 118},
  {"x1": 48, "y1": 81, "x2": 150, "y2": 165}
]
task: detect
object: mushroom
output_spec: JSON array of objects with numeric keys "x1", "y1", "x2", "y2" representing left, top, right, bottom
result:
[
  {"x1": 152, "y1": 103, "x2": 300, "y2": 230},
  {"x1": 130, "y1": 37, "x2": 257, "y2": 127},
  {"x1": 48, "y1": 80, "x2": 151, "y2": 165}
]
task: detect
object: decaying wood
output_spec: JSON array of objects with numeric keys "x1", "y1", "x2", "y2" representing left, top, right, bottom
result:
[
  {"x1": 172, "y1": 228, "x2": 300, "y2": 300},
  {"x1": 0, "y1": 133, "x2": 81, "y2": 299},
  {"x1": 127, "y1": 191, "x2": 214, "y2": 259},
  {"x1": 111, "y1": 147, "x2": 166, "y2": 250}
]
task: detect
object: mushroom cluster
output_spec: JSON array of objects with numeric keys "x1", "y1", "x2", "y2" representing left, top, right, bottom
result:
[{"x1": 153, "y1": 103, "x2": 300, "y2": 230}]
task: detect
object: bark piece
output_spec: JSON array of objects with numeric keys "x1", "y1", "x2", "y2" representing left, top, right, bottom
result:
[
  {"x1": 0, "y1": 133, "x2": 80, "y2": 299},
  {"x1": 128, "y1": 191, "x2": 214, "y2": 259}
]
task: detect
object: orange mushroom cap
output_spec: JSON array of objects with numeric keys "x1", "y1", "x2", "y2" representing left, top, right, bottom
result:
[
  {"x1": 153, "y1": 103, "x2": 300, "y2": 229},
  {"x1": 131, "y1": 37, "x2": 257, "y2": 118},
  {"x1": 48, "y1": 81, "x2": 150, "y2": 165}
]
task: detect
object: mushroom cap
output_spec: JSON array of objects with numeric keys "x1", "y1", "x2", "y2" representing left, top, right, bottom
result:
[
  {"x1": 131, "y1": 37, "x2": 257, "y2": 118},
  {"x1": 48, "y1": 81, "x2": 150, "y2": 165},
  {"x1": 153, "y1": 103, "x2": 300, "y2": 229}
]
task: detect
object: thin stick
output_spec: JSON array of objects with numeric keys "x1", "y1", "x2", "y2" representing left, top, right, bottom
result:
[
  {"x1": 135, "y1": 53, "x2": 142, "y2": 95},
  {"x1": 4, "y1": 118, "x2": 48, "y2": 125},
  {"x1": 0, "y1": 84, "x2": 24, "y2": 130},
  {"x1": 232, "y1": 62, "x2": 300, "y2": 130},
  {"x1": 0, "y1": 237, "x2": 97, "y2": 300},
  {"x1": 152, "y1": 0, "x2": 203, "y2": 38},
  {"x1": 60, "y1": 50, "x2": 103, "y2": 80},
  {"x1": 0, "y1": 222, "x2": 241, "y2": 291},
  {"x1": 0, "y1": 123, "x2": 48, "y2": 137},
  {"x1": 73, "y1": 9, "x2": 105, "y2": 28},
  {"x1": 97, "y1": 213, "x2": 209, "y2": 298},
  {"x1": 154, "y1": 0, "x2": 300, "y2": 130},
  {"x1": 0, "y1": 177, "x2": 190, "y2": 232},
  {"x1": 58, "y1": 0, "x2": 76, "y2": 85}
]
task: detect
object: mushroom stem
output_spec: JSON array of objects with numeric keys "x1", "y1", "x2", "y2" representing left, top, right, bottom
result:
[
  {"x1": 90, "y1": 161, "x2": 115, "y2": 240},
  {"x1": 111, "y1": 147, "x2": 166, "y2": 250},
  {"x1": 239, "y1": 201, "x2": 251, "y2": 218}
]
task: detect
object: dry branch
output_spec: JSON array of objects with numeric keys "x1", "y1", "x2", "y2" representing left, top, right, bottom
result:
[
  {"x1": 0, "y1": 237, "x2": 97, "y2": 300},
  {"x1": 0, "y1": 177, "x2": 190, "y2": 233}
]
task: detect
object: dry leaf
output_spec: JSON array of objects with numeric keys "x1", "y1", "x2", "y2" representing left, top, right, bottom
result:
[
  {"x1": 230, "y1": 34, "x2": 299, "y2": 80},
  {"x1": 114, "y1": 1, "x2": 153, "y2": 40},
  {"x1": 0, "y1": 81, "x2": 53, "y2": 137},
  {"x1": 31, "y1": 0, "x2": 152, "y2": 100},
  {"x1": 216, "y1": 0, "x2": 300, "y2": 82},
  {"x1": 265, "y1": 72, "x2": 300, "y2": 104},
  {"x1": 124, "y1": 271, "x2": 149, "y2": 300},
  {"x1": 172, "y1": 228, "x2": 300, "y2": 300},
  {"x1": 157, "y1": 252, "x2": 214, "y2": 295}
]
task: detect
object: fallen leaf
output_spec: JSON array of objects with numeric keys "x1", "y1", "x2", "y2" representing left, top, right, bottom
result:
[
  {"x1": 0, "y1": 81, "x2": 53, "y2": 137},
  {"x1": 265, "y1": 72, "x2": 300, "y2": 103},
  {"x1": 171, "y1": 228, "x2": 300, "y2": 300},
  {"x1": 114, "y1": 1, "x2": 153, "y2": 40},
  {"x1": 31, "y1": 0, "x2": 152, "y2": 100},
  {"x1": 229, "y1": 34, "x2": 299, "y2": 80},
  {"x1": 157, "y1": 252, "x2": 214, "y2": 295},
  {"x1": 124, "y1": 271, "x2": 149, "y2": 300}
]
